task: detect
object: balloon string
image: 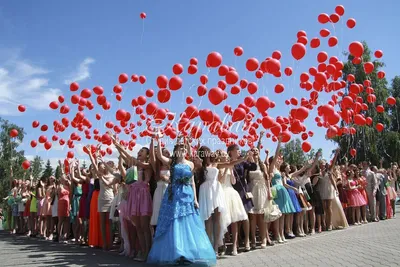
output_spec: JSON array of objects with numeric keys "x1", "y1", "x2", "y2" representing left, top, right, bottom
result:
[{"x1": 140, "y1": 20, "x2": 145, "y2": 45}]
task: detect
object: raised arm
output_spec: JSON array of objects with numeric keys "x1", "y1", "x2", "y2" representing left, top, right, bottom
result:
[
  {"x1": 269, "y1": 139, "x2": 282, "y2": 174},
  {"x1": 329, "y1": 148, "x2": 340, "y2": 171},
  {"x1": 217, "y1": 151, "x2": 253, "y2": 169},
  {"x1": 69, "y1": 161, "x2": 82, "y2": 184},
  {"x1": 149, "y1": 138, "x2": 157, "y2": 173},
  {"x1": 86, "y1": 146, "x2": 99, "y2": 176},
  {"x1": 118, "y1": 156, "x2": 127, "y2": 179},
  {"x1": 257, "y1": 131, "x2": 264, "y2": 151},
  {"x1": 156, "y1": 138, "x2": 171, "y2": 166}
]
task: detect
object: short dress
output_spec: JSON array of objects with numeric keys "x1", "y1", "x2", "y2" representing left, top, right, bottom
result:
[
  {"x1": 79, "y1": 182, "x2": 89, "y2": 219},
  {"x1": 285, "y1": 178, "x2": 302, "y2": 213},
  {"x1": 127, "y1": 169, "x2": 152, "y2": 216},
  {"x1": 248, "y1": 165, "x2": 269, "y2": 214},
  {"x1": 71, "y1": 184, "x2": 82, "y2": 222},
  {"x1": 30, "y1": 192, "x2": 38, "y2": 213},
  {"x1": 51, "y1": 194, "x2": 59, "y2": 218},
  {"x1": 41, "y1": 187, "x2": 53, "y2": 216},
  {"x1": 317, "y1": 173, "x2": 335, "y2": 200},
  {"x1": 98, "y1": 175, "x2": 115, "y2": 213},
  {"x1": 151, "y1": 170, "x2": 170, "y2": 226},
  {"x1": 232, "y1": 162, "x2": 257, "y2": 212},
  {"x1": 347, "y1": 180, "x2": 367, "y2": 207},
  {"x1": 221, "y1": 168, "x2": 248, "y2": 223},
  {"x1": 58, "y1": 185, "x2": 70, "y2": 217},
  {"x1": 271, "y1": 170, "x2": 296, "y2": 214}
]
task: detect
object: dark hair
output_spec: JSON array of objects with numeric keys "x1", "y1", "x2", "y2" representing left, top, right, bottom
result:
[
  {"x1": 227, "y1": 144, "x2": 239, "y2": 157},
  {"x1": 268, "y1": 156, "x2": 274, "y2": 165},
  {"x1": 168, "y1": 144, "x2": 185, "y2": 201},
  {"x1": 289, "y1": 165, "x2": 297, "y2": 174},
  {"x1": 279, "y1": 162, "x2": 289, "y2": 173},
  {"x1": 198, "y1": 146, "x2": 216, "y2": 186}
]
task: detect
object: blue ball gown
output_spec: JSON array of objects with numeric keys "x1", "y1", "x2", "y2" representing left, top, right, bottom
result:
[{"x1": 147, "y1": 163, "x2": 216, "y2": 266}]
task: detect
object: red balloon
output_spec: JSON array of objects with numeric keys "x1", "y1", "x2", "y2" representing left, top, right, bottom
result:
[
  {"x1": 10, "y1": 129, "x2": 18, "y2": 138},
  {"x1": 274, "y1": 84, "x2": 284, "y2": 94},
  {"x1": 296, "y1": 30, "x2": 307, "y2": 38},
  {"x1": 67, "y1": 151, "x2": 74, "y2": 159},
  {"x1": 206, "y1": 52, "x2": 223, "y2": 68},
  {"x1": 247, "y1": 82, "x2": 258, "y2": 95},
  {"x1": 377, "y1": 71, "x2": 385, "y2": 79},
  {"x1": 317, "y1": 52, "x2": 328, "y2": 63},
  {"x1": 302, "y1": 141, "x2": 312, "y2": 152},
  {"x1": 70, "y1": 82, "x2": 79, "y2": 92},
  {"x1": 246, "y1": 58, "x2": 259, "y2": 72},
  {"x1": 310, "y1": 38, "x2": 320, "y2": 48},
  {"x1": 284, "y1": 67, "x2": 292, "y2": 76},
  {"x1": 186, "y1": 96, "x2": 193, "y2": 104},
  {"x1": 49, "y1": 101, "x2": 59, "y2": 110},
  {"x1": 349, "y1": 42, "x2": 364, "y2": 58},
  {"x1": 363, "y1": 62, "x2": 374, "y2": 74},
  {"x1": 188, "y1": 65, "x2": 198, "y2": 75},
  {"x1": 30, "y1": 140, "x2": 37, "y2": 148},
  {"x1": 140, "y1": 12, "x2": 146, "y2": 19},
  {"x1": 376, "y1": 123, "x2": 384, "y2": 132},
  {"x1": 320, "y1": 29, "x2": 330, "y2": 38},
  {"x1": 146, "y1": 89, "x2": 154, "y2": 98},
  {"x1": 93, "y1": 86, "x2": 104, "y2": 95},
  {"x1": 190, "y1": 58, "x2": 198, "y2": 65},
  {"x1": 232, "y1": 108, "x2": 246, "y2": 122},
  {"x1": 208, "y1": 87, "x2": 225, "y2": 105},
  {"x1": 44, "y1": 141, "x2": 52, "y2": 150},
  {"x1": 22, "y1": 160, "x2": 31, "y2": 170},
  {"x1": 347, "y1": 18, "x2": 356, "y2": 29},
  {"x1": 329, "y1": 14, "x2": 340, "y2": 23},
  {"x1": 81, "y1": 88, "x2": 92, "y2": 99},
  {"x1": 387, "y1": 97, "x2": 396, "y2": 106},
  {"x1": 172, "y1": 64, "x2": 183, "y2": 75},
  {"x1": 335, "y1": 5, "x2": 345, "y2": 16},
  {"x1": 156, "y1": 75, "x2": 168, "y2": 89},
  {"x1": 376, "y1": 105, "x2": 385, "y2": 113},
  {"x1": 131, "y1": 74, "x2": 139, "y2": 82},
  {"x1": 218, "y1": 65, "x2": 229, "y2": 76},
  {"x1": 41, "y1": 125, "x2": 48, "y2": 132},
  {"x1": 18, "y1": 105, "x2": 26, "y2": 112},
  {"x1": 374, "y1": 50, "x2": 383, "y2": 59},
  {"x1": 291, "y1": 43, "x2": 306, "y2": 60},
  {"x1": 226, "y1": 71, "x2": 239, "y2": 84},
  {"x1": 272, "y1": 50, "x2": 282, "y2": 60},
  {"x1": 234, "y1": 46, "x2": 243, "y2": 56},
  {"x1": 169, "y1": 76, "x2": 183, "y2": 90},
  {"x1": 350, "y1": 148, "x2": 357, "y2": 157},
  {"x1": 328, "y1": 36, "x2": 338, "y2": 47},
  {"x1": 139, "y1": 75, "x2": 146, "y2": 84},
  {"x1": 297, "y1": 36, "x2": 308, "y2": 45},
  {"x1": 200, "y1": 75, "x2": 208, "y2": 85},
  {"x1": 158, "y1": 89, "x2": 171, "y2": 103},
  {"x1": 119, "y1": 73, "x2": 129, "y2": 84},
  {"x1": 318, "y1": 13, "x2": 330, "y2": 24},
  {"x1": 58, "y1": 95, "x2": 65, "y2": 103},
  {"x1": 197, "y1": 85, "x2": 207, "y2": 97}
]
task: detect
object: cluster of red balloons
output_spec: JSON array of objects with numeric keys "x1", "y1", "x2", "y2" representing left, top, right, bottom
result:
[{"x1": 15, "y1": 4, "x2": 394, "y2": 171}]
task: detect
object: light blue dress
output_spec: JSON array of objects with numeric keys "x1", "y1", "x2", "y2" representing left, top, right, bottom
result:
[
  {"x1": 271, "y1": 172, "x2": 296, "y2": 214},
  {"x1": 147, "y1": 163, "x2": 216, "y2": 266}
]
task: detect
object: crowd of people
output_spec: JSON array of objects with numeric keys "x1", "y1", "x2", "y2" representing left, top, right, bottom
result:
[{"x1": 2, "y1": 131, "x2": 399, "y2": 266}]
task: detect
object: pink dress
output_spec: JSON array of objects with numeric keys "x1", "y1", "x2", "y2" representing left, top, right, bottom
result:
[
  {"x1": 127, "y1": 170, "x2": 152, "y2": 217},
  {"x1": 347, "y1": 180, "x2": 367, "y2": 207}
]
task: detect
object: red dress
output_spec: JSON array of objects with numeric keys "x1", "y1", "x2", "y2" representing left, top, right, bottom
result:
[
  {"x1": 356, "y1": 177, "x2": 368, "y2": 203},
  {"x1": 58, "y1": 185, "x2": 70, "y2": 217},
  {"x1": 79, "y1": 182, "x2": 89, "y2": 219}
]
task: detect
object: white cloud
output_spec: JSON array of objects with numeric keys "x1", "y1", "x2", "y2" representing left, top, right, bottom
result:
[
  {"x1": 0, "y1": 51, "x2": 62, "y2": 115},
  {"x1": 64, "y1": 57, "x2": 95, "y2": 85}
]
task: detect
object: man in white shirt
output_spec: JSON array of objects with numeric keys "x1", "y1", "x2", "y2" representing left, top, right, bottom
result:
[{"x1": 362, "y1": 161, "x2": 378, "y2": 222}]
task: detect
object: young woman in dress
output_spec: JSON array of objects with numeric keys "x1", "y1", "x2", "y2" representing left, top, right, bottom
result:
[
  {"x1": 87, "y1": 148, "x2": 120, "y2": 250},
  {"x1": 113, "y1": 137, "x2": 153, "y2": 261},
  {"x1": 149, "y1": 136, "x2": 170, "y2": 232},
  {"x1": 346, "y1": 169, "x2": 367, "y2": 225},
  {"x1": 18, "y1": 178, "x2": 29, "y2": 235},
  {"x1": 330, "y1": 167, "x2": 349, "y2": 229},
  {"x1": 268, "y1": 139, "x2": 296, "y2": 243},
  {"x1": 315, "y1": 149, "x2": 339, "y2": 231},
  {"x1": 226, "y1": 144, "x2": 256, "y2": 251},
  {"x1": 147, "y1": 140, "x2": 216, "y2": 266},
  {"x1": 70, "y1": 160, "x2": 84, "y2": 243},
  {"x1": 280, "y1": 163, "x2": 302, "y2": 238},
  {"x1": 42, "y1": 176, "x2": 55, "y2": 240},
  {"x1": 215, "y1": 150, "x2": 250, "y2": 255},
  {"x1": 57, "y1": 161, "x2": 71, "y2": 244}
]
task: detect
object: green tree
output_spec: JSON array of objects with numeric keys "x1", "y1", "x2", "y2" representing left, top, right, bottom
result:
[
  {"x1": 31, "y1": 156, "x2": 43, "y2": 180},
  {"x1": 41, "y1": 160, "x2": 53, "y2": 180},
  {"x1": 54, "y1": 165, "x2": 62, "y2": 180},
  {"x1": 281, "y1": 139, "x2": 306, "y2": 166},
  {"x1": 334, "y1": 41, "x2": 391, "y2": 166},
  {"x1": 0, "y1": 119, "x2": 26, "y2": 202}
]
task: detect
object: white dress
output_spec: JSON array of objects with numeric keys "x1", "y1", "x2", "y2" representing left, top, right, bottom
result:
[
  {"x1": 221, "y1": 168, "x2": 248, "y2": 223},
  {"x1": 51, "y1": 195, "x2": 58, "y2": 218},
  {"x1": 150, "y1": 170, "x2": 170, "y2": 226},
  {"x1": 199, "y1": 166, "x2": 230, "y2": 246},
  {"x1": 248, "y1": 165, "x2": 268, "y2": 214}
]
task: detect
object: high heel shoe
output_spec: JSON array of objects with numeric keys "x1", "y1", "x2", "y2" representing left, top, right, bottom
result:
[{"x1": 231, "y1": 249, "x2": 238, "y2": 256}]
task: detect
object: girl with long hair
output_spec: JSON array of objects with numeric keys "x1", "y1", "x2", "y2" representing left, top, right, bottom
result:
[
  {"x1": 113, "y1": 137, "x2": 153, "y2": 262},
  {"x1": 147, "y1": 139, "x2": 216, "y2": 266}
]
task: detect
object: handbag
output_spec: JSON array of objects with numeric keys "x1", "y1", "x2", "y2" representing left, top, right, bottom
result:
[{"x1": 233, "y1": 167, "x2": 253, "y2": 199}]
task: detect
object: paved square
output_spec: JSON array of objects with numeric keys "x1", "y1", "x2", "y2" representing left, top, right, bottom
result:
[{"x1": 1, "y1": 216, "x2": 400, "y2": 267}]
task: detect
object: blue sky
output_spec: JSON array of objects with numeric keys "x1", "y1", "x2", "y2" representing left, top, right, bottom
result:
[{"x1": 0, "y1": 0, "x2": 399, "y2": 167}]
